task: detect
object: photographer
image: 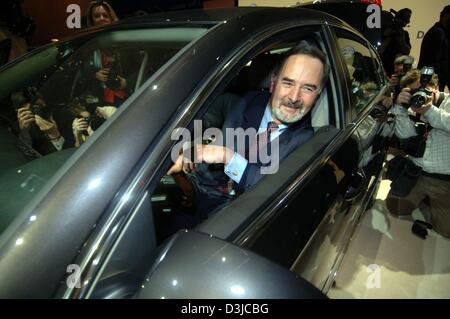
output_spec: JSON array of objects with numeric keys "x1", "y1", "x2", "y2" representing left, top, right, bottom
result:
[
  {"x1": 84, "y1": 1, "x2": 128, "y2": 107},
  {"x1": 71, "y1": 98, "x2": 116, "y2": 147},
  {"x1": 387, "y1": 68, "x2": 450, "y2": 238},
  {"x1": 389, "y1": 55, "x2": 414, "y2": 96},
  {"x1": 13, "y1": 89, "x2": 74, "y2": 155},
  {"x1": 418, "y1": 5, "x2": 450, "y2": 91}
]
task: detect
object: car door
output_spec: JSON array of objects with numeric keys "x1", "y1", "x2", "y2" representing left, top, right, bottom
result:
[
  {"x1": 54, "y1": 14, "x2": 384, "y2": 299},
  {"x1": 0, "y1": 24, "x2": 216, "y2": 298},
  {"x1": 57, "y1": 20, "x2": 347, "y2": 298},
  {"x1": 291, "y1": 25, "x2": 392, "y2": 291},
  {"x1": 223, "y1": 23, "x2": 364, "y2": 290},
  {"x1": 192, "y1": 24, "x2": 362, "y2": 293},
  {"x1": 217, "y1": 25, "x2": 391, "y2": 293}
]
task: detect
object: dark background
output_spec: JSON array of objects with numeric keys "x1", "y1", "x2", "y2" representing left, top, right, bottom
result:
[{"x1": 1, "y1": 0, "x2": 237, "y2": 47}]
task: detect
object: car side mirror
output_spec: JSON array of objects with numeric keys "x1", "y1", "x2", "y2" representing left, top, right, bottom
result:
[{"x1": 136, "y1": 230, "x2": 327, "y2": 299}]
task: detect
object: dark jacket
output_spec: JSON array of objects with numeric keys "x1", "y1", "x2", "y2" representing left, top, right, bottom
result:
[
  {"x1": 27, "y1": 109, "x2": 75, "y2": 155},
  {"x1": 190, "y1": 91, "x2": 314, "y2": 217},
  {"x1": 418, "y1": 22, "x2": 450, "y2": 89},
  {"x1": 380, "y1": 25, "x2": 411, "y2": 76}
]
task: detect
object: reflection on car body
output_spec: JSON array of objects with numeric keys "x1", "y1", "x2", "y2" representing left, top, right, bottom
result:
[{"x1": 0, "y1": 7, "x2": 391, "y2": 298}]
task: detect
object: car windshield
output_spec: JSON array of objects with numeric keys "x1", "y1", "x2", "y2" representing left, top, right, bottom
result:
[{"x1": 0, "y1": 25, "x2": 210, "y2": 236}]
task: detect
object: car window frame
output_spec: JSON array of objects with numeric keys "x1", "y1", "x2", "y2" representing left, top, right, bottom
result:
[
  {"x1": 0, "y1": 23, "x2": 218, "y2": 299},
  {"x1": 146, "y1": 24, "x2": 344, "y2": 267},
  {"x1": 62, "y1": 22, "x2": 339, "y2": 298},
  {"x1": 331, "y1": 26, "x2": 384, "y2": 119}
]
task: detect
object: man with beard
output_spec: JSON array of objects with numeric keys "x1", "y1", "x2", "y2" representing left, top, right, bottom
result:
[
  {"x1": 418, "y1": 5, "x2": 450, "y2": 91},
  {"x1": 168, "y1": 41, "x2": 329, "y2": 218}
]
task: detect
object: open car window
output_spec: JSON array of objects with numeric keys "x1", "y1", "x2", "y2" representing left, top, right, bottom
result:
[
  {"x1": 149, "y1": 31, "x2": 340, "y2": 247},
  {"x1": 0, "y1": 26, "x2": 210, "y2": 236}
]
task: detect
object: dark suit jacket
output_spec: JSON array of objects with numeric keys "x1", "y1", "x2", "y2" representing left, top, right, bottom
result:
[
  {"x1": 418, "y1": 22, "x2": 450, "y2": 89},
  {"x1": 190, "y1": 91, "x2": 313, "y2": 210}
]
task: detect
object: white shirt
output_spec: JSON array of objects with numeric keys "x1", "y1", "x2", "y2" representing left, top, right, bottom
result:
[
  {"x1": 392, "y1": 93, "x2": 450, "y2": 175},
  {"x1": 224, "y1": 105, "x2": 288, "y2": 183}
]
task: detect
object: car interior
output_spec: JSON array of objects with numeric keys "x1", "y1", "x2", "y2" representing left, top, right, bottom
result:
[{"x1": 150, "y1": 38, "x2": 339, "y2": 245}]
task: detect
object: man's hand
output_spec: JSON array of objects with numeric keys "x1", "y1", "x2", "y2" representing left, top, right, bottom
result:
[
  {"x1": 35, "y1": 115, "x2": 61, "y2": 139},
  {"x1": 390, "y1": 74, "x2": 400, "y2": 87},
  {"x1": 95, "y1": 68, "x2": 110, "y2": 82},
  {"x1": 96, "y1": 106, "x2": 117, "y2": 119},
  {"x1": 197, "y1": 145, "x2": 234, "y2": 165},
  {"x1": 395, "y1": 87, "x2": 411, "y2": 106},
  {"x1": 167, "y1": 145, "x2": 234, "y2": 175},
  {"x1": 411, "y1": 95, "x2": 433, "y2": 114},
  {"x1": 72, "y1": 118, "x2": 89, "y2": 135},
  {"x1": 17, "y1": 103, "x2": 35, "y2": 130},
  {"x1": 380, "y1": 95, "x2": 393, "y2": 108},
  {"x1": 118, "y1": 75, "x2": 127, "y2": 90}
]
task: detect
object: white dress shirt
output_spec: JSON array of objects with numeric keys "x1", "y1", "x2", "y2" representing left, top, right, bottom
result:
[
  {"x1": 224, "y1": 105, "x2": 288, "y2": 183},
  {"x1": 392, "y1": 93, "x2": 450, "y2": 175}
]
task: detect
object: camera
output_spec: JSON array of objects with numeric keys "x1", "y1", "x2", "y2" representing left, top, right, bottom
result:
[
  {"x1": 12, "y1": 86, "x2": 52, "y2": 120},
  {"x1": 419, "y1": 66, "x2": 434, "y2": 87},
  {"x1": 88, "y1": 115, "x2": 106, "y2": 131},
  {"x1": 83, "y1": 95, "x2": 100, "y2": 114},
  {"x1": 409, "y1": 87, "x2": 432, "y2": 108},
  {"x1": 393, "y1": 56, "x2": 413, "y2": 93},
  {"x1": 104, "y1": 54, "x2": 122, "y2": 90},
  {"x1": 78, "y1": 115, "x2": 105, "y2": 136},
  {"x1": 105, "y1": 69, "x2": 122, "y2": 90},
  {"x1": 29, "y1": 102, "x2": 52, "y2": 120}
]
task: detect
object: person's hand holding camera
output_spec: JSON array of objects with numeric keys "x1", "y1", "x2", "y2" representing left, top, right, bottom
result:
[
  {"x1": 395, "y1": 87, "x2": 411, "y2": 106},
  {"x1": 410, "y1": 95, "x2": 433, "y2": 114},
  {"x1": 17, "y1": 103, "x2": 35, "y2": 130},
  {"x1": 35, "y1": 115, "x2": 61, "y2": 140},
  {"x1": 72, "y1": 118, "x2": 89, "y2": 136},
  {"x1": 95, "y1": 68, "x2": 110, "y2": 82},
  {"x1": 390, "y1": 74, "x2": 400, "y2": 87},
  {"x1": 117, "y1": 75, "x2": 127, "y2": 90},
  {"x1": 396, "y1": 87, "x2": 433, "y2": 114}
]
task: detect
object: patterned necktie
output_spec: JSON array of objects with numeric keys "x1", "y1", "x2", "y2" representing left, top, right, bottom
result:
[
  {"x1": 216, "y1": 122, "x2": 278, "y2": 196},
  {"x1": 248, "y1": 121, "x2": 279, "y2": 162}
]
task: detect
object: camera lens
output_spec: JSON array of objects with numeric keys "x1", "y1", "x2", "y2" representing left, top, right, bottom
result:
[
  {"x1": 89, "y1": 116, "x2": 106, "y2": 131},
  {"x1": 410, "y1": 89, "x2": 429, "y2": 108},
  {"x1": 410, "y1": 94, "x2": 426, "y2": 108}
]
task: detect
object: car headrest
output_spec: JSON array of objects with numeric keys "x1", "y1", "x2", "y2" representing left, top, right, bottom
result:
[
  {"x1": 311, "y1": 89, "x2": 330, "y2": 130},
  {"x1": 247, "y1": 53, "x2": 279, "y2": 90}
]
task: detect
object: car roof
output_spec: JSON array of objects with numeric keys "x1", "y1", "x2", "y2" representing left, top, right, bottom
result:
[
  {"x1": 100, "y1": 6, "x2": 349, "y2": 31},
  {"x1": 295, "y1": 1, "x2": 382, "y2": 47},
  {"x1": 55, "y1": 7, "x2": 359, "y2": 47}
]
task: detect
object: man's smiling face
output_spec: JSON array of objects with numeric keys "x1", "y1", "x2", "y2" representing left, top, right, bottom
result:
[{"x1": 269, "y1": 54, "x2": 323, "y2": 125}]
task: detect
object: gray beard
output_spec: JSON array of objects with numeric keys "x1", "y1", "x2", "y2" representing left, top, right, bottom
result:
[{"x1": 272, "y1": 106, "x2": 306, "y2": 124}]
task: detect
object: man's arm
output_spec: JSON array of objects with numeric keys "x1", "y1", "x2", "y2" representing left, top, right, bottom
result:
[
  {"x1": 396, "y1": 30, "x2": 411, "y2": 55},
  {"x1": 202, "y1": 93, "x2": 244, "y2": 129},
  {"x1": 392, "y1": 88, "x2": 417, "y2": 138},
  {"x1": 35, "y1": 115, "x2": 65, "y2": 151},
  {"x1": 224, "y1": 152, "x2": 247, "y2": 183},
  {"x1": 418, "y1": 95, "x2": 450, "y2": 134}
]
